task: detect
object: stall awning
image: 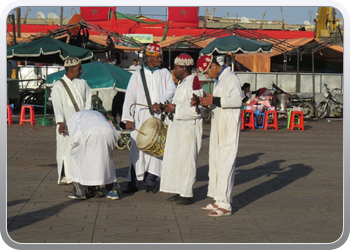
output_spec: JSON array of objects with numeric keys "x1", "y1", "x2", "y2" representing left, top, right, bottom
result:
[{"x1": 235, "y1": 38, "x2": 343, "y2": 72}]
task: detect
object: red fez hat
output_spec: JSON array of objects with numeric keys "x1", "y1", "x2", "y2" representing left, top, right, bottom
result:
[
  {"x1": 196, "y1": 54, "x2": 213, "y2": 74},
  {"x1": 174, "y1": 53, "x2": 194, "y2": 66},
  {"x1": 145, "y1": 43, "x2": 162, "y2": 56}
]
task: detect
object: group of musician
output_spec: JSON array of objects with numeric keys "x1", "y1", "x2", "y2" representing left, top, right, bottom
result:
[{"x1": 52, "y1": 43, "x2": 242, "y2": 217}]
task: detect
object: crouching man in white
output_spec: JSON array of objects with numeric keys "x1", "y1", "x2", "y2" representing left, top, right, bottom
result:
[{"x1": 67, "y1": 110, "x2": 121, "y2": 200}]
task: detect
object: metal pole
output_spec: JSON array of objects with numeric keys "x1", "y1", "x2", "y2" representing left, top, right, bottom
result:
[
  {"x1": 10, "y1": 14, "x2": 16, "y2": 45},
  {"x1": 44, "y1": 88, "x2": 47, "y2": 118},
  {"x1": 60, "y1": 7, "x2": 63, "y2": 28},
  {"x1": 312, "y1": 51, "x2": 316, "y2": 115},
  {"x1": 37, "y1": 64, "x2": 53, "y2": 125},
  {"x1": 16, "y1": 8, "x2": 21, "y2": 38},
  {"x1": 231, "y1": 54, "x2": 234, "y2": 72},
  {"x1": 296, "y1": 51, "x2": 300, "y2": 92},
  {"x1": 168, "y1": 48, "x2": 171, "y2": 70}
]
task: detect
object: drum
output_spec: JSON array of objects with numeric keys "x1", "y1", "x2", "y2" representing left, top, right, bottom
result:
[{"x1": 136, "y1": 117, "x2": 167, "y2": 157}]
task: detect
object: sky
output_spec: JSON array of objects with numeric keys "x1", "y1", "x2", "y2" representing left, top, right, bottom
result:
[{"x1": 8, "y1": 6, "x2": 343, "y2": 25}]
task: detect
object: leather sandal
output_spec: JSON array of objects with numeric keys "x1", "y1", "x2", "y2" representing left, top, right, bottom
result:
[
  {"x1": 201, "y1": 203, "x2": 218, "y2": 211},
  {"x1": 207, "y1": 208, "x2": 231, "y2": 217}
]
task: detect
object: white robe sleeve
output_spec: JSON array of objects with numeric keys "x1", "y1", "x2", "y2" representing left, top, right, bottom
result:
[
  {"x1": 155, "y1": 70, "x2": 176, "y2": 104},
  {"x1": 51, "y1": 82, "x2": 65, "y2": 123},
  {"x1": 174, "y1": 88, "x2": 203, "y2": 121},
  {"x1": 220, "y1": 74, "x2": 243, "y2": 109}
]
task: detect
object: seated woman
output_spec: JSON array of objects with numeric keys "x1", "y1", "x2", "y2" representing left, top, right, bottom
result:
[{"x1": 241, "y1": 83, "x2": 258, "y2": 104}]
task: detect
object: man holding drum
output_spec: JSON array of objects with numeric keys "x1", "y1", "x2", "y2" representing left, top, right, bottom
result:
[
  {"x1": 121, "y1": 43, "x2": 176, "y2": 194},
  {"x1": 160, "y1": 53, "x2": 203, "y2": 205},
  {"x1": 191, "y1": 54, "x2": 242, "y2": 217}
]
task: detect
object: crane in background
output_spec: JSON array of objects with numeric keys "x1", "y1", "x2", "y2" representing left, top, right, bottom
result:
[
  {"x1": 314, "y1": 7, "x2": 343, "y2": 44},
  {"x1": 202, "y1": 7, "x2": 216, "y2": 28}
]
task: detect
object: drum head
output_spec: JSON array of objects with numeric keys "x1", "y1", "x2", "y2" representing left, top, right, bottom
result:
[{"x1": 136, "y1": 117, "x2": 161, "y2": 149}]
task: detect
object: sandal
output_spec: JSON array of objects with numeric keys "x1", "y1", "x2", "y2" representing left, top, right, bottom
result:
[
  {"x1": 201, "y1": 203, "x2": 218, "y2": 211},
  {"x1": 208, "y1": 208, "x2": 231, "y2": 217}
]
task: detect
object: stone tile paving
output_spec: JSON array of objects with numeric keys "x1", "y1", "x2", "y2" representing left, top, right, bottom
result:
[{"x1": 5, "y1": 113, "x2": 344, "y2": 246}]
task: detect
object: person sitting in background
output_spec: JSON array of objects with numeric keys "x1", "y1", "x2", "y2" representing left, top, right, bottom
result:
[
  {"x1": 129, "y1": 59, "x2": 141, "y2": 70},
  {"x1": 241, "y1": 83, "x2": 257, "y2": 104}
]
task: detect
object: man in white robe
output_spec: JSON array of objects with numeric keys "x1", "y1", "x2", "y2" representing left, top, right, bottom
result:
[
  {"x1": 160, "y1": 53, "x2": 203, "y2": 205},
  {"x1": 121, "y1": 43, "x2": 176, "y2": 193},
  {"x1": 192, "y1": 54, "x2": 242, "y2": 217},
  {"x1": 67, "y1": 110, "x2": 121, "y2": 200},
  {"x1": 51, "y1": 57, "x2": 92, "y2": 185}
]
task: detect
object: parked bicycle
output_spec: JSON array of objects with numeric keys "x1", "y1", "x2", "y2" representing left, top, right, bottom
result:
[{"x1": 316, "y1": 83, "x2": 343, "y2": 119}]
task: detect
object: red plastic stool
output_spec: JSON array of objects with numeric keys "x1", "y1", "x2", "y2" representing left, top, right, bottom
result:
[
  {"x1": 19, "y1": 105, "x2": 35, "y2": 125},
  {"x1": 7, "y1": 105, "x2": 12, "y2": 125},
  {"x1": 241, "y1": 110, "x2": 255, "y2": 130},
  {"x1": 289, "y1": 111, "x2": 304, "y2": 131},
  {"x1": 240, "y1": 111, "x2": 244, "y2": 130},
  {"x1": 263, "y1": 110, "x2": 278, "y2": 130}
]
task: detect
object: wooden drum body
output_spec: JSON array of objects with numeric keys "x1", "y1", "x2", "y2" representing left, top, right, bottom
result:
[{"x1": 136, "y1": 117, "x2": 167, "y2": 157}]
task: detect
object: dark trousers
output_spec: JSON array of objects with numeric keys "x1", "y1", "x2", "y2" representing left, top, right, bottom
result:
[
  {"x1": 128, "y1": 164, "x2": 159, "y2": 188},
  {"x1": 72, "y1": 182, "x2": 120, "y2": 197},
  {"x1": 111, "y1": 92, "x2": 126, "y2": 129}
]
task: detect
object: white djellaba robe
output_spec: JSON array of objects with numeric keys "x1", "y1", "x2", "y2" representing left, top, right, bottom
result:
[
  {"x1": 160, "y1": 75, "x2": 203, "y2": 198},
  {"x1": 68, "y1": 110, "x2": 120, "y2": 186},
  {"x1": 51, "y1": 74, "x2": 92, "y2": 184},
  {"x1": 208, "y1": 67, "x2": 242, "y2": 211},
  {"x1": 121, "y1": 67, "x2": 176, "y2": 181}
]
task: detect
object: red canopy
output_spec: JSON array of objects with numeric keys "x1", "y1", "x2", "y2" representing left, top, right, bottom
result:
[{"x1": 7, "y1": 22, "x2": 313, "y2": 40}]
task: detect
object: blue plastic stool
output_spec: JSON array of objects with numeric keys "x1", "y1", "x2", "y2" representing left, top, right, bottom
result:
[{"x1": 254, "y1": 109, "x2": 265, "y2": 129}]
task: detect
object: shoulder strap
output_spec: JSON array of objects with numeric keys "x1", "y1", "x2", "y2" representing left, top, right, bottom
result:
[
  {"x1": 60, "y1": 78, "x2": 80, "y2": 112},
  {"x1": 140, "y1": 68, "x2": 154, "y2": 116}
]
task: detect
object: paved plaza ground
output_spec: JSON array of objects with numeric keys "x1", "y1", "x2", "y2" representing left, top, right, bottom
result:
[{"x1": 4, "y1": 109, "x2": 345, "y2": 249}]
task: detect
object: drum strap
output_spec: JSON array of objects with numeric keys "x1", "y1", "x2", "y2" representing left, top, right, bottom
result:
[
  {"x1": 60, "y1": 78, "x2": 80, "y2": 112},
  {"x1": 140, "y1": 68, "x2": 154, "y2": 116}
]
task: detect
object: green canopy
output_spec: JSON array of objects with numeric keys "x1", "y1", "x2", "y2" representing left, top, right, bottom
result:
[
  {"x1": 199, "y1": 35, "x2": 272, "y2": 56},
  {"x1": 7, "y1": 36, "x2": 93, "y2": 63},
  {"x1": 46, "y1": 61, "x2": 132, "y2": 91}
]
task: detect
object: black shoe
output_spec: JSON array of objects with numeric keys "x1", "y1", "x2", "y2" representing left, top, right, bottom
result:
[
  {"x1": 145, "y1": 185, "x2": 157, "y2": 193},
  {"x1": 122, "y1": 185, "x2": 138, "y2": 193},
  {"x1": 175, "y1": 197, "x2": 193, "y2": 205},
  {"x1": 165, "y1": 194, "x2": 181, "y2": 201}
]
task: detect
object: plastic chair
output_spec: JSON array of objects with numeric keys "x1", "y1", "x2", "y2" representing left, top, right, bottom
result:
[
  {"x1": 241, "y1": 110, "x2": 255, "y2": 130},
  {"x1": 289, "y1": 111, "x2": 304, "y2": 131},
  {"x1": 263, "y1": 110, "x2": 278, "y2": 130},
  {"x1": 7, "y1": 105, "x2": 12, "y2": 125},
  {"x1": 19, "y1": 105, "x2": 35, "y2": 125},
  {"x1": 254, "y1": 109, "x2": 265, "y2": 129}
]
